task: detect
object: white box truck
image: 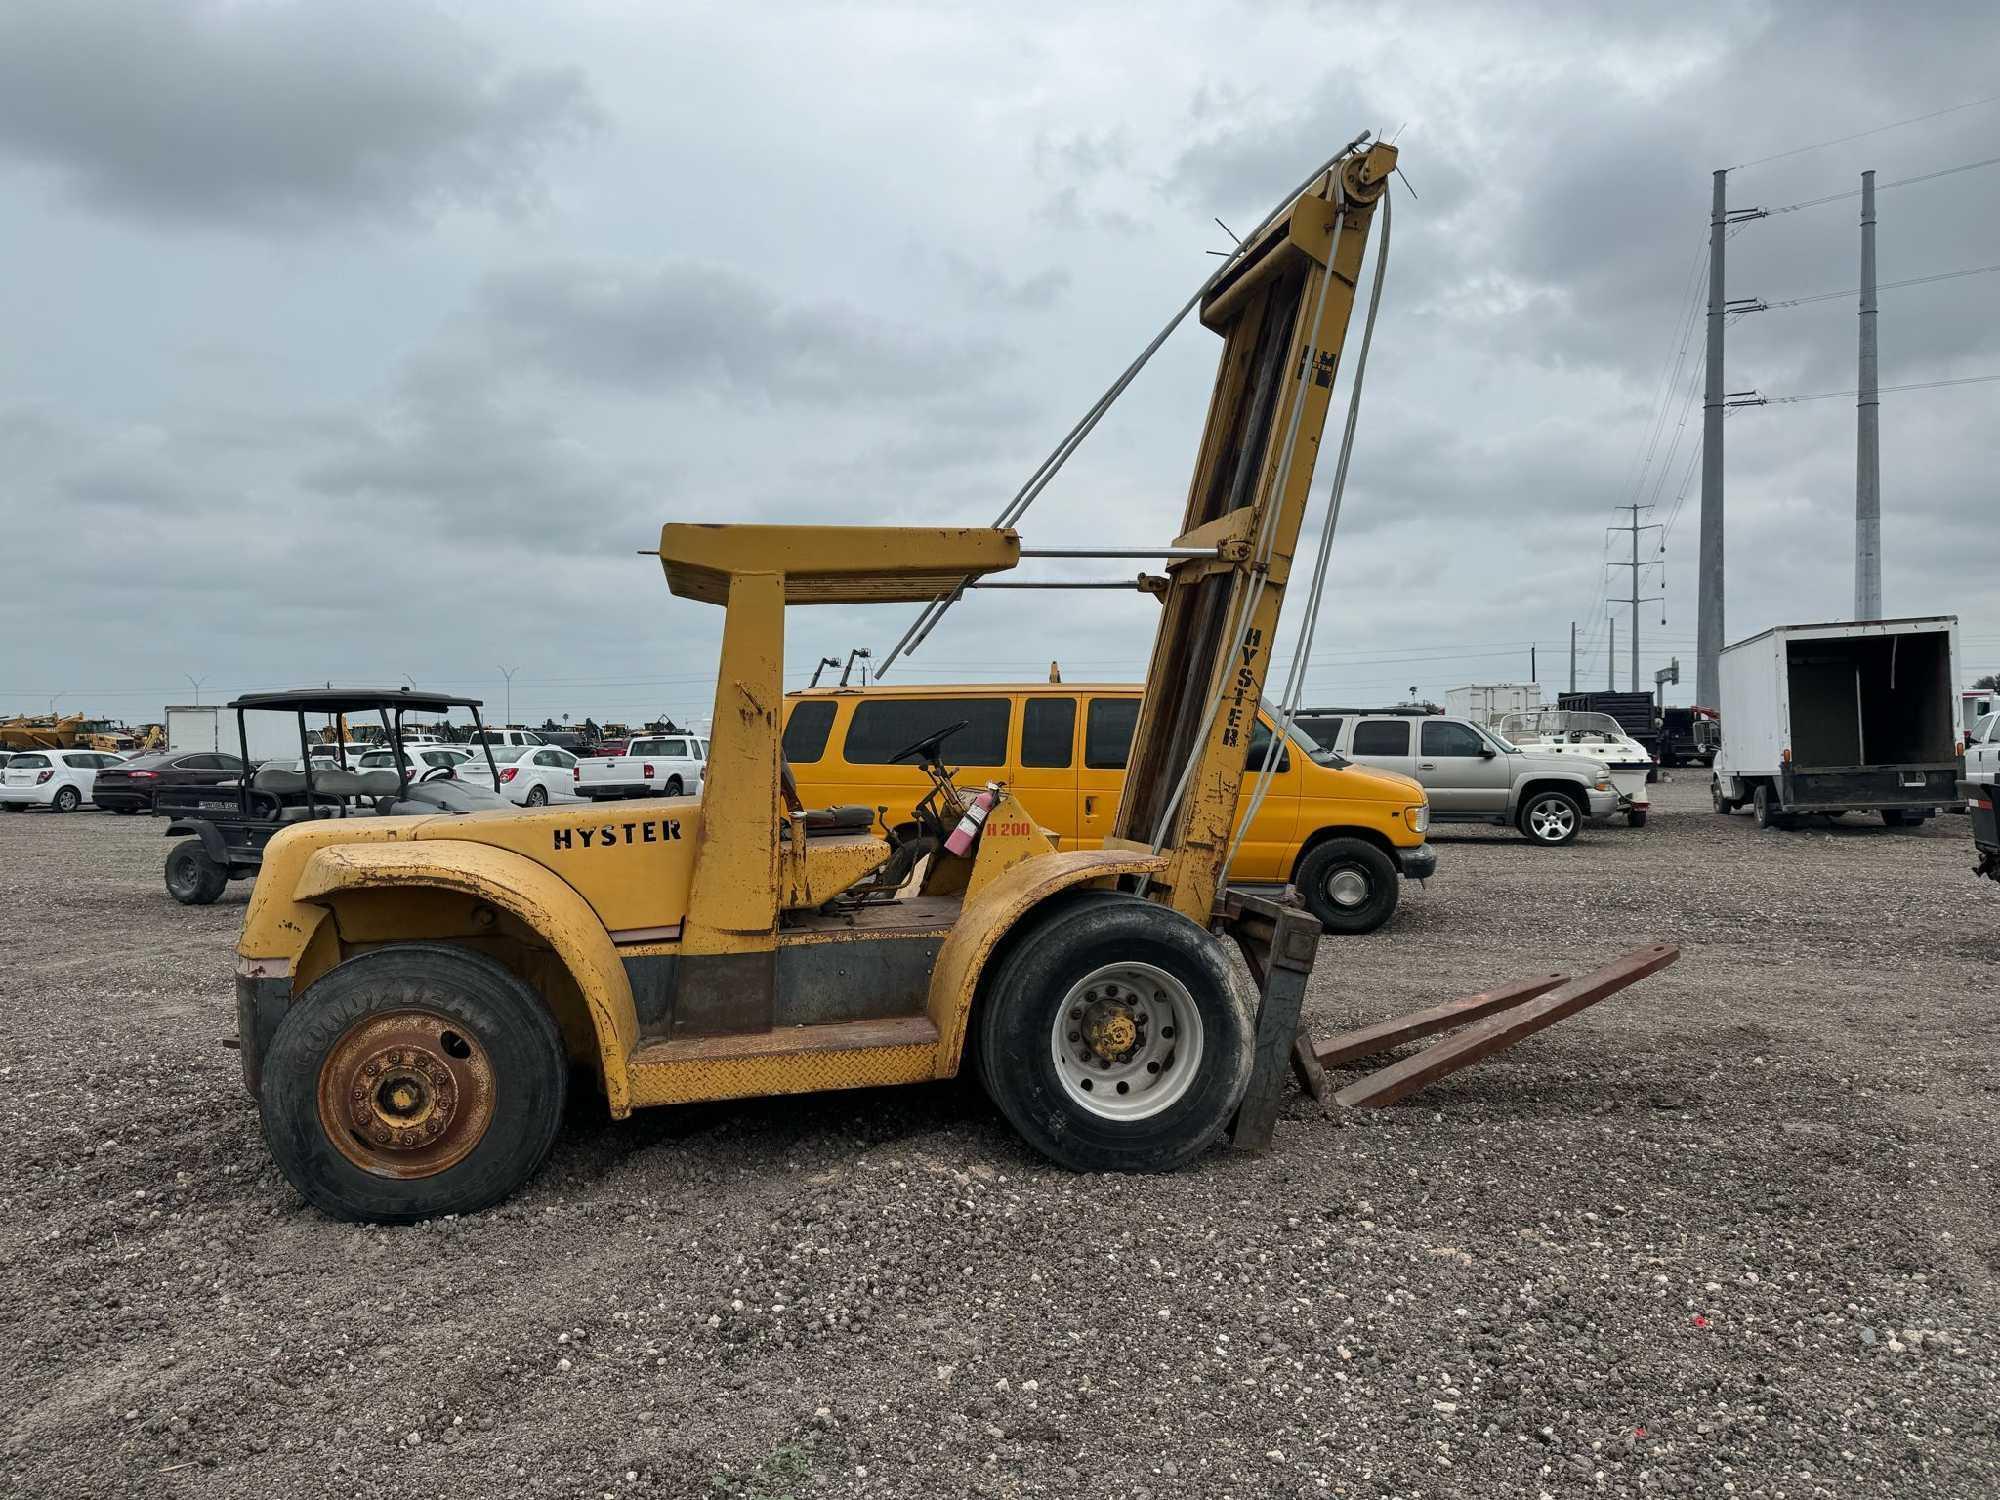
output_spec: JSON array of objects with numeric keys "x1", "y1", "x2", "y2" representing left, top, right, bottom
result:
[
  {"x1": 166, "y1": 702, "x2": 322, "y2": 762},
  {"x1": 1443, "y1": 682, "x2": 1545, "y2": 728},
  {"x1": 1712, "y1": 616, "x2": 1959, "y2": 829}
]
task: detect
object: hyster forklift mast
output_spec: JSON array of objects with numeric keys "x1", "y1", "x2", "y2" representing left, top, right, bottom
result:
[{"x1": 1111, "y1": 143, "x2": 1397, "y2": 921}]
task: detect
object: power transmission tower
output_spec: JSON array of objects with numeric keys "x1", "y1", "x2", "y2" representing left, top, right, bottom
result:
[
  {"x1": 1855, "y1": 168, "x2": 1882, "y2": 618},
  {"x1": 1608, "y1": 504, "x2": 1665, "y2": 692},
  {"x1": 1698, "y1": 170, "x2": 1769, "y2": 708}
]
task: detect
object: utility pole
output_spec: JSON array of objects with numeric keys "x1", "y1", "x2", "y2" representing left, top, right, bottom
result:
[
  {"x1": 1608, "y1": 504, "x2": 1664, "y2": 692},
  {"x1": 1530, "y1": 644, "x2": 1537, "y2": 683},
  {"x1": 1608, "y1": 617, "x2": 1615, "y2": 691},
  {"x1": 1855, "y1": 168, "x2": 1882, "y2": 619},
  {"x1": 1569, "y1": 622, "x2": 1576, "y2": 693},
  {"x1": 1698, "y1": 171, "x2": 1769, "y2": 708}
]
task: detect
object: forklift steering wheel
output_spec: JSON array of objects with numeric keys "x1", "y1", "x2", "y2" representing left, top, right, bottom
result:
[{"x1": 890, "y1": 720, "x2": 969, "y2": 768}]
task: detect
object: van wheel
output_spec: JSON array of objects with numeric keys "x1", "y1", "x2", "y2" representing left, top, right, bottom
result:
[
  {"x1": 259, "y1": 944, "x2": 567, "y2": 1224},
  {"x1": 976, "y1": 893, "x2": 1252, "y2": 1173},
  {"x1": 1294, "y1": 839, "x2": 1399, "y2": 935},
  {"x1": 1518, "y1": 790, "x2": 1582, "y2": 846},
  {"x1": 165, "y1": 839, "x2": 229, "y2": 905}
]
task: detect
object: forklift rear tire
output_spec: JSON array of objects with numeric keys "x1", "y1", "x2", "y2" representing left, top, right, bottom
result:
[
  {"x1": 165, "y1": 839, "x2": 229, "y2": 905},
  {"x1": 259, "y1": 944, "x2": 566, "y2": 1224},
  {"x1": 976, "y1": 893, "x2": 1252, "y2": 1174},
  {"x1": 1294, "y1": 839, "x2": 1399, "y2": 935}
]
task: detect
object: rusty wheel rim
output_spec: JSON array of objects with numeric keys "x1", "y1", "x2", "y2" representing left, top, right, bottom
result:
[{"x1": 317, "y1": 1010, "x2": 496, "y2": 1179}]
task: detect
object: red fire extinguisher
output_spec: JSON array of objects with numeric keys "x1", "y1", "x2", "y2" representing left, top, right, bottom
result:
[{"x1": 944, "y1": 782, "x2": 1001, "y2": 856}]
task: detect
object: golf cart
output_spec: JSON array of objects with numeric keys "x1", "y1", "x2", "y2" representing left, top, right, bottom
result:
[{"x1": 160, "y1": 688, "x2": 509, "y2": 906}]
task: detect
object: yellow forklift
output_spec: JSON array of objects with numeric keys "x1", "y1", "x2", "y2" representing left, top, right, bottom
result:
[{"x1": 228, "y1": 139, "x2": 1664, "y2": 1223}]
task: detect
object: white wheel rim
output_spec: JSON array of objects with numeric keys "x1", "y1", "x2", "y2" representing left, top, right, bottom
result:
[
  {"x1": 1529, "y1": 799, "x2": 1573, "y2": 840},
  {"x1": 1049, "y1": 961, "x2": 1204, "y2": 1122},
  {"x1": 1326, "y1": 867, "x2": 1370, "y2": 907}
]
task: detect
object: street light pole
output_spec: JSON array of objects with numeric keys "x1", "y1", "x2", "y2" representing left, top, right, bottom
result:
[
  {"x1": 184, "y1": 673, "x2": 206, "y2": 706},
  {"x1": 498, "y1": 666, "x2": 519, "y2": 727}
]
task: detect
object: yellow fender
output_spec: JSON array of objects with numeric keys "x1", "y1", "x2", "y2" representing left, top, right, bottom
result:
[
  {"x1": 293, "y1": 842, "x2": 640, "y2": 1116},
  {"x1": 925, "y1": 848, "x2": 1167, "y2": 1077}
]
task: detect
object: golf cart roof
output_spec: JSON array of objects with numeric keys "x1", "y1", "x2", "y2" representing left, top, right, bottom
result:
[{"x1": 224, "y1": 687, "x2": 483, "y2": 714}]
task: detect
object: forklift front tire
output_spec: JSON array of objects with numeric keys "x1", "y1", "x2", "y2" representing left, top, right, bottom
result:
[
  {"x1": 165, "y1": 838, "x2": 229, "y2": 905},
  {"x1": 259, "y1": 944, "x2": 567, "y2": 1224},
  {"x1": 976, "y1": 893, "x2": 1252, "y2": 1174}
]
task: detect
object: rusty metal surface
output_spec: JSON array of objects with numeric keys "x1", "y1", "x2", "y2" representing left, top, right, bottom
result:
[
  {"x1": 316, "y1": 1009, "x2": 496, "y2": 1179},
  {"x1": 1331, "y1": 944, "x2": 1680, "y2": 1109},
  {"x1": 1308, "y1": 973, "x2": 1568, "y2": 1069},
  {"x1": 1222, "y1": 890, "x2": 1320, "y2": 1152}
]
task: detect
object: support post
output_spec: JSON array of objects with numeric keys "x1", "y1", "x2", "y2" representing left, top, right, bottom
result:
[
  {"x1": 1697, "y1": 170, "x2": 1728, "y2": 708},
  {"x1": 1855, "y1": 169, "x2": 1881, "y2": 620},
  {"x1": 1569, "y1": 621, "x2": 1576, "y2": 693},
  {"x1": 1609, "y1": 617, "x2": 1615, "y2": 691}
]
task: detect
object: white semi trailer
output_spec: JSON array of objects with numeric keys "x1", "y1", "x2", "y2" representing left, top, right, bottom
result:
[{"x1": 1712, "y1": 616, "x2": 1959, "y2": 829}]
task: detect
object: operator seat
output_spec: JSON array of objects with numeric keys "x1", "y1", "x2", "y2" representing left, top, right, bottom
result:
[{"x1": 781, "y1": 760, "x2": 874, "y2": 838}]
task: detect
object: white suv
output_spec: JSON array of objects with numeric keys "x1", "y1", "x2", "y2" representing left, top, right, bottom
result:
[{"x1": 1, "y1": 748, "x2": 124, "y2": 812}]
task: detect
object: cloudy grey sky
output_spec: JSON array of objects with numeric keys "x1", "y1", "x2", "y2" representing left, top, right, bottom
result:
[{"x1": 3, "y1": 0, "x2": 1997, "y2": 730}]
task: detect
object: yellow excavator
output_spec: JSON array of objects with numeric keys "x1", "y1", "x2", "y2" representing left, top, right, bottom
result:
[{"x1": 225, "y1": 138, "x2": 1670, "y2": 1224}]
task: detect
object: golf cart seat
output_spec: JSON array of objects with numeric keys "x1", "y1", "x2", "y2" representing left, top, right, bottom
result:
[{"x1": 253, "y1": 765, "x2": 399, "y2": 800}]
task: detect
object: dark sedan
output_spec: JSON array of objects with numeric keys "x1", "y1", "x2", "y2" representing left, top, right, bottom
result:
[{"x1": 92, "y1": 751, "x2": 248, "y2": 813}]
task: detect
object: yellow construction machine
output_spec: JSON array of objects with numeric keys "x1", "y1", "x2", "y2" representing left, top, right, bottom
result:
[
  {"x1": 0, "y1": 713, "x2": 84, "y2": 750},
  {"x1": 226, "y1": 139, "x2": 1673, "y2": 1223}
]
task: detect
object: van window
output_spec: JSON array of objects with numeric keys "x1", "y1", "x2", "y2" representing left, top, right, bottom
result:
[
  {"x1": 1245, "y1": 719, "x2": 1290, "y2": 774},
  {"x1": 1020, "y1": 698, "x2": 1076, "y2": 768},
  {"x1": 783, "y1": 701, "x2": 836, "y2": 763},
  {"x1": 1352, "y1": 720, "x2": 1411, "y2": 756},
  {"x1": 1084, "y1": 698, "x2": 1140, "y2": 769},
  {"x1": 845, "y1": 698, "x2": 1010, "y2": 766},
  {"x1": 1421, "y1": 720, "x2": 1486, "y2": 757}
]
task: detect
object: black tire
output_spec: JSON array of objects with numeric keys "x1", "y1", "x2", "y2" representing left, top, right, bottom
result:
[
  {"x1": 2, "y1": 803, "x2": 24, "y2": 813},
  {"x1": 1753, "y1": 783, "x2": 1782, "y2": 830},
  {"x1": 1880, "y1": 808, "x2": 1911, "y2": 828},
  {"x1": 1294, "y1": 838, "x2": 1399, "y2": 935},
  {"x1": 976, "y1": 893, "x2": 1252, "y2": 1174},
  {"x1": 51, "y1": 785, "x2": 81, "y2": 813},
  {"x1": 525, "y1": 784, "x2": 549, "y2": 807},
  {"x1": 1517, "y1": 788, "x2": 1583, "y2": 847},
  {"x1": 1710, "y1": 778, "x2": 1732, "y2": 814},
  {"x1": 165, "y1": 839, "x2": 228, "y2": 905},
  {"x1": 1627, "y1": 808, "x2": 1649, "y2": 828},
  {"x1": 259, "y1": 944, "x2": 566, "y2": 1224},
  {"x1": 664, "y1": 776, "x2": 683, "y2": 797}
]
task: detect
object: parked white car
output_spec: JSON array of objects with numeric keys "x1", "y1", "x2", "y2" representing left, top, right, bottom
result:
[
  {"x1": 490, "y1": 744, "x2": 579, "y2": 806},
  {"x1": 352, "y1": 745, "x2": 488, "y2": 786},
  {"x1": 1, "y1": 748, "x2": 125, "y2": 812},
  {"x1": 469, "y1": 728, "x2": 548, "y2": 752}
]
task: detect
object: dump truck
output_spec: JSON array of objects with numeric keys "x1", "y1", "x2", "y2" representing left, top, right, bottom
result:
[{"x1": 1712, "y1": 616, "x2": 1960, "y2": 828}]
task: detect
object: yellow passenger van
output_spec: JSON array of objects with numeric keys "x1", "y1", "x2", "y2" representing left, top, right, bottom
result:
[{"x1": 781, "y1": 683, "x2": 1435, "y2": 934}]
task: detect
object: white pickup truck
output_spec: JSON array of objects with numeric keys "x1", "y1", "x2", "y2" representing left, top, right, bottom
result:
[{"x1": 573, "y1": 733, "x2": 707, "y2": 802}]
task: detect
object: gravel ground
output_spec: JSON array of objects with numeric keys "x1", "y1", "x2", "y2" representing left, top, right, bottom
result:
[{"x1": 2, "y1": 777, "x2": 1995, "y2": 1499}]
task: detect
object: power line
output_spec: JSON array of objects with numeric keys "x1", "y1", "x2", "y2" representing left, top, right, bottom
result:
[
  {"x1": 1736, "y1": 372, "x2": 2000, "y2": 406},
  {"x1": 1727, "y1": 91, "x2": 2000, "y2": 172},
  {"x1": 1758, "y1": 260, "x2": 2000, "y2": 310},
  {"x1": 1766, "y1": 154, "x2": 2000, "y2": 214}
]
